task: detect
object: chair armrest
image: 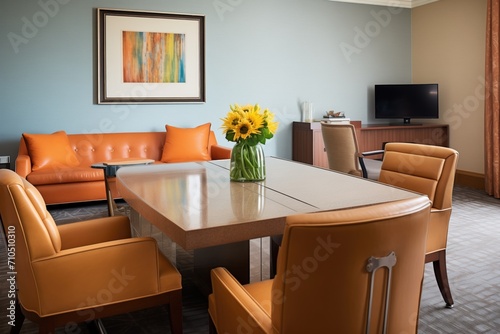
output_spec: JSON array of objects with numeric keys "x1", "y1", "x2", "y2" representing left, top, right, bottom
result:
[
  {"x1": 357, "y1": 156, "x2": 368, "y2": 178},
  {"x1": 15, "y1": 155, "x2": 31, "y2": 177},
  {"x1": 210, "y1": 145, "x2": 232, "y2": 160},
  {"x1": 362, "y1": 149, "x2": 385, "y2": 157},
  {"x1": 31, "y1": 237, "x2": 166, "y2": 315},
  {"x1": 359, "y1": 150, "x2": 384, "y2": 179},
  {"x1": 210, "y1": 267, "x2": 272, "y2": 333},
  {"x1": 58, "y1": 215, "x2": 132, "y2": 250}
]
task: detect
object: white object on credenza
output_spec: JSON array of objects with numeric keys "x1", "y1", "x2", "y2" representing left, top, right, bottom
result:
[
  {"x1": 301, "y1": 102, "x2": 313, "y2": 122},
  {"x1": 317, "y1": 118, "x2": 351, "y2": 124}
]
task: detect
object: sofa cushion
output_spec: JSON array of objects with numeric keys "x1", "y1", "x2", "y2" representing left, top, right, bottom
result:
[
  {"x1": 22, "y1": 131, "x2": 80, "y2": 171},
  {"x1": 161, "y1": 123, "x2": 211, "y2": 163},
  {"x1": 26, "y1": 167, "x2": 105, "y2": 186}
]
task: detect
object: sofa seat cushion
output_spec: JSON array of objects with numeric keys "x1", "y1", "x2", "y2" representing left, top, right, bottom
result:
[{"x1": 26, "y1": 167, "x2": 105, "y2": 186}]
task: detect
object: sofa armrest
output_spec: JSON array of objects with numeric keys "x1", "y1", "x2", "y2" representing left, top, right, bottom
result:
[
  {"x1": 58, "y1": 215, "x2": 132, "y2": 250},
  {"x1": 211, "y1": 145, "x2": 232, "y2": 160},
  {"x1": 210, "y1": 267, "x2": 272, "y2": 333},
  {"x1": 15, "y1": 155, "x2": 31, "y2": 178},
  {"x1": 31, "y1": 237, "x2": 170, "y2": 315}
]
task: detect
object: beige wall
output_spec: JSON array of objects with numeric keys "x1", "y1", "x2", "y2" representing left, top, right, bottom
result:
[{"x1": 412, "y1": 0, "x2": 487, "y2": 174}]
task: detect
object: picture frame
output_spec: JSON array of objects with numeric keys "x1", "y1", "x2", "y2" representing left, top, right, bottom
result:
[{"x1": 97, "y1": 8, "x2": 205, "y2": 104}]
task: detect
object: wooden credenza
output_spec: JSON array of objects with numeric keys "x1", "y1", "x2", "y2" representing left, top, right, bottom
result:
[
  {"x1": 292, "y1": 121, "x2": 449, "y2": 168},
  {"x1": 292, "y1": 121, "x2": 330, "y2": 168},
  {"x1": 355, "y1": 122, "x2": 449, "y2": 152}
]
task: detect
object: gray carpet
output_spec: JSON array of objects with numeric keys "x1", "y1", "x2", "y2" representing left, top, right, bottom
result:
[
  {"x1": 0, "y1": 185, "x2": 499, "y2": 333},
  {"x1": 418, "y1": 186, "x2": 500, "y2": 333}
]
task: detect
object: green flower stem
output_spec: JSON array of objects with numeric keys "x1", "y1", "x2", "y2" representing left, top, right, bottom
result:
[
  {"x1": 230, "y1": 141, "x2": 265, "y2": 182},
  {"x1": 241, "y1": 146, "x2": 255, "y2": 179}
]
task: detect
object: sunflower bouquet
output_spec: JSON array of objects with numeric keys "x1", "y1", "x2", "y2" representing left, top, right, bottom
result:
[{"x1": 221, "y1": 104, "x2": 279, "y2": 181}]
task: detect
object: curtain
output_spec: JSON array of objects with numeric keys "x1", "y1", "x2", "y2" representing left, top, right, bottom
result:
[{"x1": 485, "y1": 0, "x2": 500, "y2": 198}]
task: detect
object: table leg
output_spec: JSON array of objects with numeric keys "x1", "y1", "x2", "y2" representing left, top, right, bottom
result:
[
  {"x1": 127, "y1": 207, "x2": 269, "y2": 295},
  {"x1": 102, "y1": 171, "x2": 118, "y2": 217},
  {"x1": 193, "y1": 241, "x2": 250, "y2": 295}
]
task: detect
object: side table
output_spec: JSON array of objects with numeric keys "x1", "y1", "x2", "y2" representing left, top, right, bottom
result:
[
  {"x1": 91, "y1": 158, "x2": 154, "y2": 216},
  {"x1": 0, "y1": 156, "x2": 10, "y2": 169}
]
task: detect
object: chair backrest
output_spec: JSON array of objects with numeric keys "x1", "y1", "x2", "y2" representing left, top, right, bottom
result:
[
  {"x1": 271, "y1": 196, "x2": 430, "y2": 333},
  {"x1": 0, "y1": 169, "x2": 62, "y2": 310},
  {"x1": 379, "y1": 143, "x2": 458, "y2": 210},
  {"x1": 321, "y1": 122, "x2": 362, "y2": 176}
]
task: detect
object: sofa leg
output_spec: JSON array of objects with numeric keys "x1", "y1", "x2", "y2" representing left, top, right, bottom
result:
[{"x1": 426, "y1": 250, "x2": 454, "y2": 308}]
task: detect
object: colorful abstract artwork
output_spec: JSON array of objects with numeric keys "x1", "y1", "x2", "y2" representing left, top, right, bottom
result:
[{"x1": 122, "y1": 31, "x2": 186, "y2": 83}]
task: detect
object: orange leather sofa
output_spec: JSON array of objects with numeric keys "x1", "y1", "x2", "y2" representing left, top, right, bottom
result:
[{"x1": 16, "y1": 129, "x2": 232, "y2": 205}]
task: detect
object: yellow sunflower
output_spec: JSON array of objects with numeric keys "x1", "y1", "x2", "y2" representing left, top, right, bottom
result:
[
  {"x1": 222, "y1": 103, "x2": 279, "y2": 144},
  {"x1": 233, "y1": 119, "x2": 256, "y2": 141},
  {"x1": 240, "y1": 104, "x2": 255, "y2": 113},
  {"x1": 221, "y1": 110, "x2": 242, "y2": 134},
  {"x1": 264, "y1": 110, "x2": 279, "y2": 134},
  {"x1": 245, "y1": 109, "x2": 264, "y2": 131}
]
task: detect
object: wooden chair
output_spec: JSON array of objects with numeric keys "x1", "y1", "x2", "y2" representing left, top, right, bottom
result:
[
  {"x1": 378, "y1": 142, "x2": 458, "y2": 308},
  {"x1": 321, "y1": 122, "x2": 383, "y2": 180},
  {"x1": 209, "y1": 196, "x2": 431, "y2": 333},
  {"x1": 0, "y1": 169, "x2": 183, "y2": 334}
]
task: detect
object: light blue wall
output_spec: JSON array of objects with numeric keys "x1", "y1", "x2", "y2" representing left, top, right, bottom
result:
[{"x1": 0, "y1": 0, "x2": 411, "y2": 164}]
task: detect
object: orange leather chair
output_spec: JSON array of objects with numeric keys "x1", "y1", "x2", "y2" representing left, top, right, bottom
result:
[
  {"x1": 321, "y1": 122, "x2": 383, "y2": 180},
  {"x1": 378, "y1": 142, "x2": 458, "y2": 308},
  {"x1": 209, "y1": 196, "x2": 431, "y2": 333},
  {"x1": 0, "y1": 169, "x2": 183, "y2": 334}
]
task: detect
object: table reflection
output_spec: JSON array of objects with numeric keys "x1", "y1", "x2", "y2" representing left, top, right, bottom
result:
[{"x1": 231, "y1": 182, "x2": 265, "y2": 221}]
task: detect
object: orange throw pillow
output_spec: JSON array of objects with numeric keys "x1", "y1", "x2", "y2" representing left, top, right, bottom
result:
[
  {"x1": 22, "y1": 131, "x2": 80, "y2": 171},
  {"x1": 161, "y1": 123, "x2": 211, "y2": 163}
]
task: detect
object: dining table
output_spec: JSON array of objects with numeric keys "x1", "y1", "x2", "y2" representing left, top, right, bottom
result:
[{"x1": 116, "y1": 157, "x2": 423, "y2": 293}]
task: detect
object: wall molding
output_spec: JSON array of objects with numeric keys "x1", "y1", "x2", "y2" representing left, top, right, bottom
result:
[{"x1": 328, "y1": 0, "x2": 439, "y2": 8}]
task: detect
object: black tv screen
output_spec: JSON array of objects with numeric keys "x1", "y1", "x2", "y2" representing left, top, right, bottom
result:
[{"x1": 374, "y1": 84, "x2": 439, "y2": 124}]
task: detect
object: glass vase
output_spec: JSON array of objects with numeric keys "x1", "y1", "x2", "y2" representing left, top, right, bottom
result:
[{"x1": 230, "y1": 141, "x2": 266, "y2": 182}]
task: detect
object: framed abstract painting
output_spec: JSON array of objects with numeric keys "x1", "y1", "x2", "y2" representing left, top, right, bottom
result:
[{"x1": 97, "y1": 8, "x2": 205, "y2": 104}]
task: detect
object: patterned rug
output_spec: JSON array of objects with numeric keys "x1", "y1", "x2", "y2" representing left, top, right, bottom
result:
[{"x1": 0, "y1": 186, "x2": 499, "y2": 333}]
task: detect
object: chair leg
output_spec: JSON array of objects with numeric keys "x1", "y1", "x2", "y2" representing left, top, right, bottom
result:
[
  {"x1": 10, "y1": 294, "x2": 24, "y2": 334},
  {"x1": 38, "y1": 321, "x2": 56, "y2": 334},
  {"x1": 209, "y1": 314, "x2": 218, "y2": 334},
  {"x1": 427, "y1": 250, "x2": 454, "y2": 308},
  {"x1": 270, "y1": 235, "x2": 282, "y2": 278},
  {"x1": 168, "y1": 290, "x2": 183, "y2": 334}
]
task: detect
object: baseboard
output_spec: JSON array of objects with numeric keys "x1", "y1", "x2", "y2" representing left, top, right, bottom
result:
[{"x1": 455, "y1": 170, "x2": 484, "y2": 190}]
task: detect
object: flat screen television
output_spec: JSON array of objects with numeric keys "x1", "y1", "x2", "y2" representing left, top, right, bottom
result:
[{"x1": 374, "y1": 83, "x2": 439, "y2": 125}]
